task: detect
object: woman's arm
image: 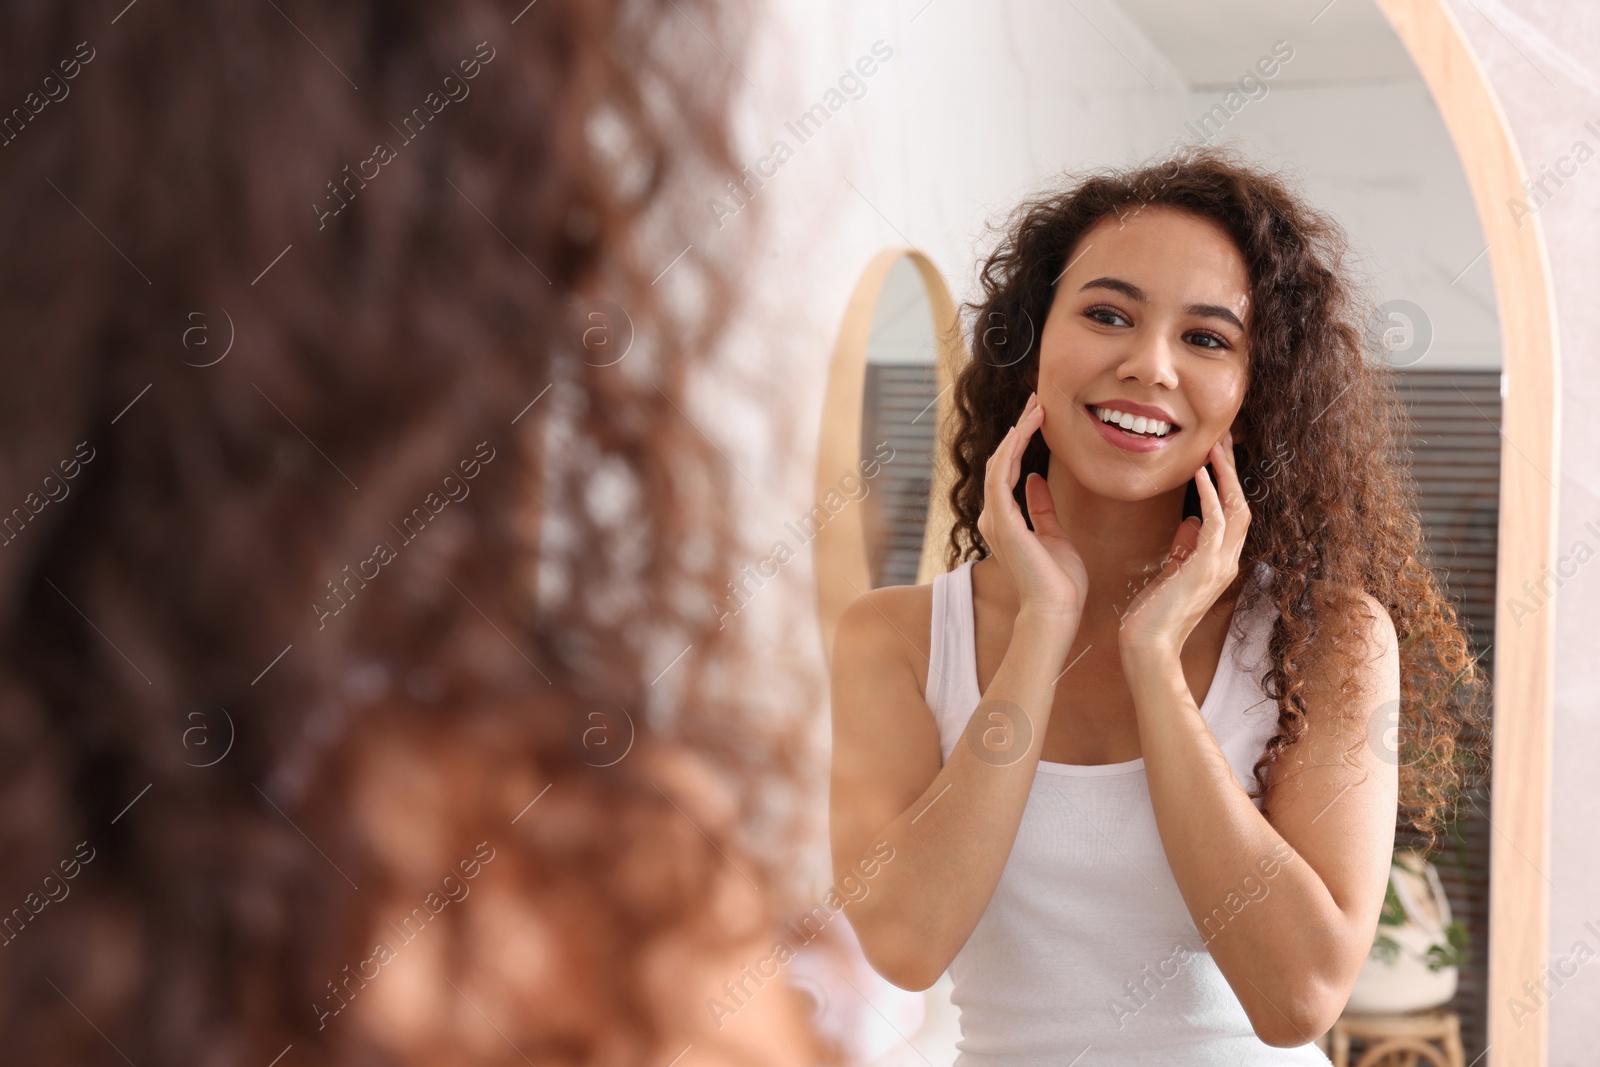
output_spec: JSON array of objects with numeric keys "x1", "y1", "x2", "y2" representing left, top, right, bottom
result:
[
  {"x1": 1115, "y1": 437, "x2": 1400, "y2": 1047},
  {"x1": 828, "y1": 587, "x2": 1078, "y2": 990},
  {"x1": 832, "y1": 390, "x2": 1086, "y2": 989},
  {"x1": 1126, "y1": 595, "x2": 1400, "y2": 1048}
]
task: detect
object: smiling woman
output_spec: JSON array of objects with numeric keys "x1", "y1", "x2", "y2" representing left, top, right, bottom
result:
[
  {"x1": 941, "y1": 148, "x2": 1489, "y2": 848},
  {"x1": 827, "y1": 143, "x2": 1492, "y2": 1063}
]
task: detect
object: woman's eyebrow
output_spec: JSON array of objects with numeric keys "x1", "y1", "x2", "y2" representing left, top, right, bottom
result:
[{"x1": 1078, "y1": 276, "x2": 1246, "y2": 333}]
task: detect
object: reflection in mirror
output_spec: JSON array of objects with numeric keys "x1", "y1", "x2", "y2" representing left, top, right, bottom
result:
[
  {"x1": 860, "y1": 256, "x2": 940, "y2": 588},
  {"x1": 810, "y1": 0, "x2": 1514, "y2": 1062}
]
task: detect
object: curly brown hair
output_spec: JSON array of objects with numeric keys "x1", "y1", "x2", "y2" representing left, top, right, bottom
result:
[
  {"x1": 943, "y1": 143, "x2": 1491, "y2": 854},
  {"x1": 0, "y1": 1, "x2": 831, "y2": 1064}
]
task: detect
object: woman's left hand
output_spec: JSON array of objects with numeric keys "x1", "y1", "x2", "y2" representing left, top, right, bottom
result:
[{"x1": 1117, "y1": 431, "x2": 1252, "y2": 667}]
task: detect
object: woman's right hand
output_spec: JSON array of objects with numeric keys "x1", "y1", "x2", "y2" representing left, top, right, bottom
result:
[{"x1": 977, "y1": 390, "x2": 1088, "y2": 625}]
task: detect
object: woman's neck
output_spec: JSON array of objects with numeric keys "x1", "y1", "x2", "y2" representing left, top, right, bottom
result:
[{"x1": 986, "y1": 455, "x2": 1192, "y2": 627}]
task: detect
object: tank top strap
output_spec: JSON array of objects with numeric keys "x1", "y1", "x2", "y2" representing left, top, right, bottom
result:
[
  {"x1": 927, "y1": 559, "x2": 981, "y2": 764},
  {"x1": 1205, "y1": 561, "x2": 1286, "y2": 801}
]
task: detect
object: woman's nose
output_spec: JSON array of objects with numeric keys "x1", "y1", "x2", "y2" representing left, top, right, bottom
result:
[{"x1": 1116, "y1": 334, "x2": 1179, "y2": 389}]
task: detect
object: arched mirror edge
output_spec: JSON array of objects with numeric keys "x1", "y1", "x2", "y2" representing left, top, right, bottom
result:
[
  {"x1": 813, "y1": 247, "x2": 964, "y2": 669},
  {"x1": 1372, "y1": 3, "x2": 1559, "y2": 1064}
]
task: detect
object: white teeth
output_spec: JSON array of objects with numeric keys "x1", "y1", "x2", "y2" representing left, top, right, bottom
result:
[{"x1": 1093, "y1": 406, "x2": 1173, "y2": 438}]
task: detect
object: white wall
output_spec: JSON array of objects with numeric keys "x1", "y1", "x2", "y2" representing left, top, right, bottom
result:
[{"x1": 1207, "y1": 78, "x2": 1500, "y2": 370}]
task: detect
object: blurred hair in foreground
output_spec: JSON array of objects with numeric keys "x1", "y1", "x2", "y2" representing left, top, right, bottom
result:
[{"x1": 0, "y1": 1, "x2": 835, "y2": 1064}]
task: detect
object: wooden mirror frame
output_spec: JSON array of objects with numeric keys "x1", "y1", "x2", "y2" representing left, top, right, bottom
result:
[
  {"x1": 812, "y1": 2, "x2": 1558, "y2": 1062},
  {"x1": 813, "y1": 247, "x2": 966, "y2": 662},
  {"x1": 1378, "y1": 4, "x2": 1558, "y2": 1066}
]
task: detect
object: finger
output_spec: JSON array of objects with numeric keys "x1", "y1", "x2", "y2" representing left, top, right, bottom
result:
[
  {"x1": 1166, "y1": 515, "x2": 1201, "y2": 574},
  {"x1": 1212, "y1": 436, "x2": 1243, "y2": 516},
  {"x1": 1195, "y1": 466, "x2": 1226, "y2": 553},
  {"x1": 1212, "y1": 435, "x2": 1252, "y2": 552},
  {"x1": 1006, "y1": 413, "x2": 1027, "y2": 485},
  {"x1": 1007, "y1": 403, "x2": 1044, "y2": 488},
  {"x1": 1200, "y1": 465, "x2": 1248, "y2": 583},
  {"x1": 985, "y1": 426, "x2": 1014, "y2": 495},
  {"x1": 1024, "y1": 473, "x2": 1067, "y2": 539},
  {"x1": 989, "y1": 425, "x2": 1014, "y2": 465},
  {"x1": 985, "y1": 426, "x2": 1026, "y2": 531}
]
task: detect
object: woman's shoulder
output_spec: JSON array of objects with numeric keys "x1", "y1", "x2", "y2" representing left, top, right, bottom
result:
[
  {"x1": 834, "y1": 569, "x2": 961, "y2": 697},
  {"x1": 835, "y1": 577, "x2": 934, "y2": 662}
]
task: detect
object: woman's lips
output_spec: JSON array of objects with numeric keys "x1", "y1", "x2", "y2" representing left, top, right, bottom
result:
[{"x1": 1084, "y1": 404, "x2": 1179, "y2": 454}]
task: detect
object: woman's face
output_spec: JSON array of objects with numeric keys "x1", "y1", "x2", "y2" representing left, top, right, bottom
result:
[{"x1": 1032, "y1": 205, "x2": 1252, "y2": 502}]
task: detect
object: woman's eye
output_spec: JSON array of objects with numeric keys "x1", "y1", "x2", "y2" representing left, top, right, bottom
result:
[
  {"x1": 1084, "y1": 305, "x2": 1127, "y2": 327},
  {"x1": 1085, "y1": 305, "x2": 1231, "y2": 351}
]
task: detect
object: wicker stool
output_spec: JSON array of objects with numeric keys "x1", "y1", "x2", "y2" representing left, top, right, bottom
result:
[{"x1": 1327, "y1": 1009, "x2": 1465, "y2": 1067}]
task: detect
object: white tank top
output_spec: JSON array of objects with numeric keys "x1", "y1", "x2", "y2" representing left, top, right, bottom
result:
[{"x1": 925, "y1": 558, "x2": 1333, "y2": 1065}]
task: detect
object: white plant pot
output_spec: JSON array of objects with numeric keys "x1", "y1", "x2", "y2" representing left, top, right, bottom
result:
[{"x1": 1346, "y1": 849, "x2": 1459, "y2": 1014}]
